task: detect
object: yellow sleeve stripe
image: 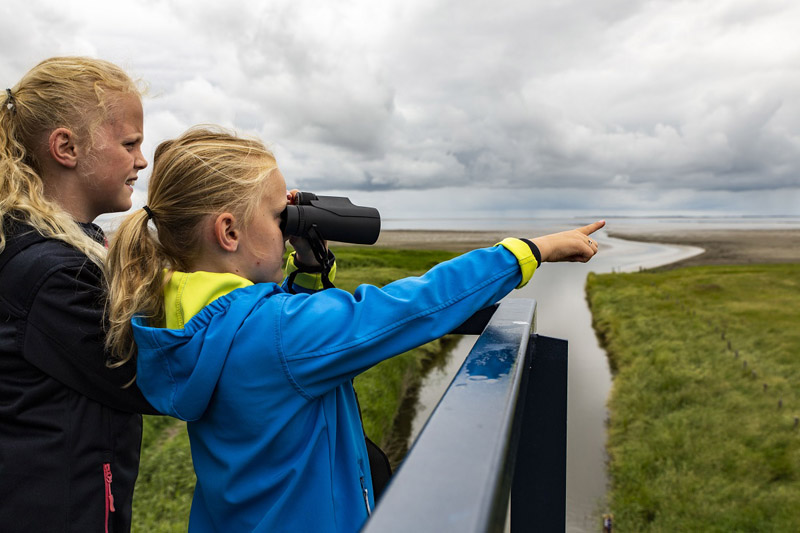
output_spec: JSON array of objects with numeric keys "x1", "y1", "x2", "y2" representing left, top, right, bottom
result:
[
  {"x1": 496, "y1": 238, "x2": 538, "y2": 288},
  {"x1": 283, "y1": 252, "x2": 338, "y2": 290}
]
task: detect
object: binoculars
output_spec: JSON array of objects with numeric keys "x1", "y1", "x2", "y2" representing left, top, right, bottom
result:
[{"x1": 280, "y1": 192, "x2": 381, "y2": 245}]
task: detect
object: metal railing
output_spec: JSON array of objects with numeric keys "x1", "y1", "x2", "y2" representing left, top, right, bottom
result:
[{"x1": 362, "y1": 298, "x2": 568, "y2": 532}]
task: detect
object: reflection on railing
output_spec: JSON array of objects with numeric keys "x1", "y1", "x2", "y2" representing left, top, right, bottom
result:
[{"x1": 362, "y1": 298, "x2": 568, "y2": 532}]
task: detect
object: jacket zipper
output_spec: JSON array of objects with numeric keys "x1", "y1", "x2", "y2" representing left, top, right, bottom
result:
[
  {"x1": 103, "y1": 463, "x2": 116, "y2": 533},
  {"x1": 360, "y1": 475, "x2": 371, "y2": 516}
]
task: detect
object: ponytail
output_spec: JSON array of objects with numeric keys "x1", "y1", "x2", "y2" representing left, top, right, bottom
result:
[
  {"x1": 105, "y1": 209, "x2": 168, "y2": 366},
  {"x1": 0, "y1": 86, "x2": 106, "y2": 264}
]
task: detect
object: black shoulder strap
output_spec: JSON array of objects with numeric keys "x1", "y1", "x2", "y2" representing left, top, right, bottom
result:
[{"x1": 286, "y1": 228, "x2": 337, "y2": 295}]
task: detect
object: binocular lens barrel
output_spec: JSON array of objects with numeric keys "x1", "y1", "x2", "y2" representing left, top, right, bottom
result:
[{"x1": 280, "y1": 192, "x2": 381, "y2": 245}]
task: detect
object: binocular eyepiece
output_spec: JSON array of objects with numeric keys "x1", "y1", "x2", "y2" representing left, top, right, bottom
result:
[{"x1": 280, "y1": 192, "x2": 381, "y2": 245}]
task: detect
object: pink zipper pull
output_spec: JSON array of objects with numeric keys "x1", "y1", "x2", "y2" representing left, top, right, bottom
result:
[
  {"x1": 103, "y1": 463, "x2": 116, "y2": 513},
  {"x1": 104, "y1": 463, "x2": 116, "y2": 512},
  {"x1": 103, "y1": 462, "x2": 116, "y2": 533}
]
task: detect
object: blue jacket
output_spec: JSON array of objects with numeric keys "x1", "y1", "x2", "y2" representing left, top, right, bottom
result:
[{"x1": 132, "y1": 243, "x2": 535, "y2": 532}]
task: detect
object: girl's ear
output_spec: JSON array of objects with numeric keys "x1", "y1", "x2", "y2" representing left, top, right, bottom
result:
[
  {"x1": 48, "y1": 128, "x2": 79, "y2": 169},
  {"x1": 213, "y1": 213, "x2": 240, "y2": 253}
]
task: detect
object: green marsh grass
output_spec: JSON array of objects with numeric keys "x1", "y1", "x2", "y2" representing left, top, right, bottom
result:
[
  {"x1": 132, "y1": 247, "x2": 457, "y2": 532},
  {"x1": 587, "y1": 263, "x2": 800, "y2": 532}
]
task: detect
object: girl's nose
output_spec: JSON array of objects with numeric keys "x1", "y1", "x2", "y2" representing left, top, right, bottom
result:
[{"x1": 136, "y1": 150, "x2": 148, "y2": 170}]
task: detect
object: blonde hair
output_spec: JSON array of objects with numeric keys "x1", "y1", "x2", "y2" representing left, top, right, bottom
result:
[
  {"x1": 105, "y1": 126, "x2": 279, "y2": 365},
  {"x1": 0, "y1": 56, "x2": 141, "y2": 264}
]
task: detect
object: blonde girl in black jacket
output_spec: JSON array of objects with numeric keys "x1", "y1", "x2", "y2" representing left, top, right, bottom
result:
[{"x1": 0, "y1": 57, "x2": 157, "y2": 532}]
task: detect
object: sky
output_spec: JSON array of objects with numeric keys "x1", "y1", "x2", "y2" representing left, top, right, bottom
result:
[{"x1": 2, "y1": 0, "x2": 799, "y2": 224}]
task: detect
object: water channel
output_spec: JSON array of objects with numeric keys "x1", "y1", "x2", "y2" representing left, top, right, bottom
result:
[{"x1": 406, "y1": 230, "x2": 703, "y2": 532}]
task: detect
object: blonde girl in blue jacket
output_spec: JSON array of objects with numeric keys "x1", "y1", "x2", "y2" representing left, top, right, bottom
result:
[{"x1": 105, "y1": 126, "x2": 603, "y2": 532}]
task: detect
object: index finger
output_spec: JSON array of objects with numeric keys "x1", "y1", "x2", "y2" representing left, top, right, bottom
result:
[{"x1": 578, "y1": 220, "x2": 606, "y2": 236}]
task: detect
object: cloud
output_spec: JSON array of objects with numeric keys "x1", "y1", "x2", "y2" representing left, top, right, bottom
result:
[{"x1": 2, "y1": 0, "x2": 799, "y2": 218}]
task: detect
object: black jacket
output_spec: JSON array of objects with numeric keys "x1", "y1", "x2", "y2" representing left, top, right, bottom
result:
[{"x1": 0, "y1": 222, "x2": 157, "y2": 532}]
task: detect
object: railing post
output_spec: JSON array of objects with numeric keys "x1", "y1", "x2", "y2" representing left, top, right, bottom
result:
[{"x1": 512, "y1": 334, "x2": 568, "y2": 532}]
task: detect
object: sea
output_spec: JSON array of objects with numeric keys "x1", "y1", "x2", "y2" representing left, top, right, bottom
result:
[{"x1": 380, "y1": 214, "x2": 800, "y2": 233}]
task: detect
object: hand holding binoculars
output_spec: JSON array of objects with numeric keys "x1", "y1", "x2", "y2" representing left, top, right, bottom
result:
[{"x1": 280, "y1": 192, "x2": 381, "y2": 245}]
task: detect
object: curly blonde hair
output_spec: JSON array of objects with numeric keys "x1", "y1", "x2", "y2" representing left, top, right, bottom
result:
[{"x1": 0, "y1": 56, "x2": 142, "y2": 265}]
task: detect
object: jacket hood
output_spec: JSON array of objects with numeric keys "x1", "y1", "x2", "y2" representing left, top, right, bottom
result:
[{"x1": 133, "y1": 283, "x2": 282, "y2": 420}]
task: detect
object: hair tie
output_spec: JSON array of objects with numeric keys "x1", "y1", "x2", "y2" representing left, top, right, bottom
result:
[
  {"x1": 4, "y1": 88, "x2": 16, "y2": 114},
  {"x1": 142, "y1": 205, "x2": 155, "y2": 220}
]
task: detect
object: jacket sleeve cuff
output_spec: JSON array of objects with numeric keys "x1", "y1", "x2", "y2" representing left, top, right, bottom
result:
[
  {"x1": 284, "y1": 252, "x2": 337, "y2": 291},
  {"x1": 495, "y1": 238, "x2": 539, "y2": 288}
]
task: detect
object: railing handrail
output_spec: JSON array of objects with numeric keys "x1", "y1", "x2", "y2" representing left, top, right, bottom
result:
[{"x1": 363, "y1": 298, "x2": 568, "y2": 532}]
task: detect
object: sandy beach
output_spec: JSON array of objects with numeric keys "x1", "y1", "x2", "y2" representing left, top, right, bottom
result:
[
  {"x1": 370, "y1": 228, "x2": 800, "y2": 267},
  {"x1": 606, "y1": 228, "x2": 800, "y2": 268}
]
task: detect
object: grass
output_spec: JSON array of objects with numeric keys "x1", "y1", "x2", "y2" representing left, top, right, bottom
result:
[
  {"x1": 131, "y1": 246, "x2": 458, "y2": 532},
  {"x1": 586, "y1": 263, "x2": 800, "y2": 532}
]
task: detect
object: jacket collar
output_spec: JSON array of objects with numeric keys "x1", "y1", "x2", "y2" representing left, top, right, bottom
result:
[{"x1": 164, "y1": 270, "x2": 253, "y2": 329}]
